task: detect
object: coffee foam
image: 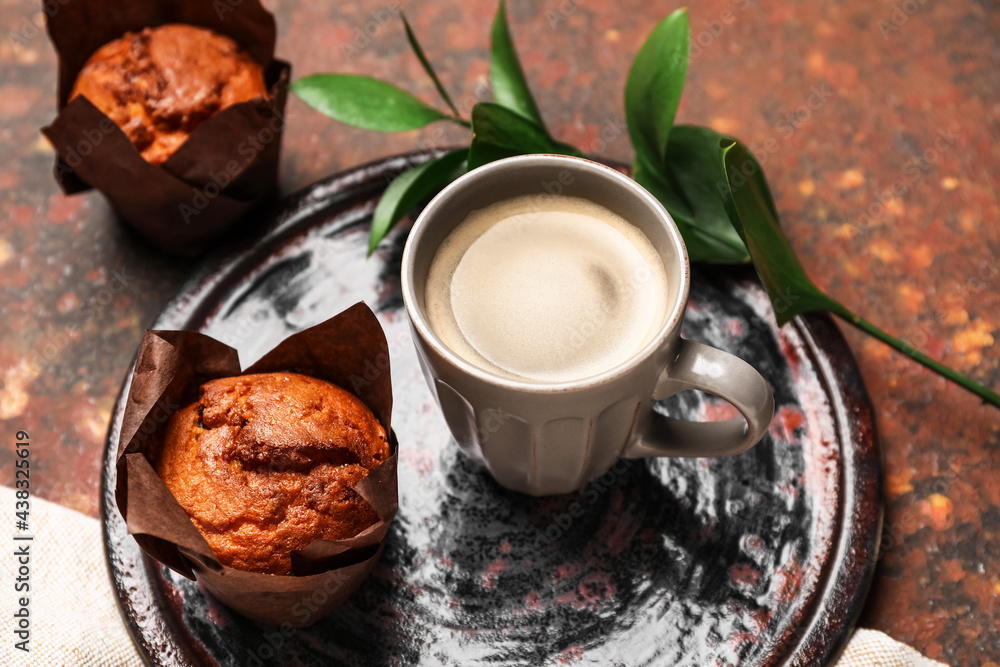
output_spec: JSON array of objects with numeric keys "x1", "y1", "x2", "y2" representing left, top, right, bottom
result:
[{"x1": 425, "y1": 194, "x2": 669, "y2": 383}]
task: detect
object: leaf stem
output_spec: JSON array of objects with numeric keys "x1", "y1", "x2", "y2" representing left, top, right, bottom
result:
[
  {"x1": 402, "y1": 12, "x2": 463, "y2": 118},
  {"x1": 831, "y1": 306, "x2": 1000, "y2": 408},
  {"x1": 449, "y1": 116, "x2": 472, "y2": 129}
]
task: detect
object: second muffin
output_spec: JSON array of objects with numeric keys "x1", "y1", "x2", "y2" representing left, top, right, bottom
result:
[
  {"x1": 156, "y1": 372, "x2": 390, "y2": 575},
  {"x1": 70, "y1": 24, "x2": 268, "y2": 165}
]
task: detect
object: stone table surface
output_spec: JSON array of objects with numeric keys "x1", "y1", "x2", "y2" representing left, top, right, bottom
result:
[{"x1": 1, "y1": 0, "x2": 999, "y2": 664}]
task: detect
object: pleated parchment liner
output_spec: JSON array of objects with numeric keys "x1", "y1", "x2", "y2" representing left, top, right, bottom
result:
[
  {"x1": 41, "y1": 0, "x2": 290, "y2": 256},
  {"x1": 115, "y1": 303, "x2": 398, "y2": 627}
]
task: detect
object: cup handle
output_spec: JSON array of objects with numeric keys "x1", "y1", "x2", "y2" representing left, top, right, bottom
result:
[{"x1": 624, "y1": 339, "x2": 775, "y2": 459}]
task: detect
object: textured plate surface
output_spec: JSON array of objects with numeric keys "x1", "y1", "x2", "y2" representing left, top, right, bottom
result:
[{"x1": 101, "y1": 152, "x2": 882, "y2": 667}]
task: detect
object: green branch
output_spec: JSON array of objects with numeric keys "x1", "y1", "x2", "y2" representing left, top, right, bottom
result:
[{"x1": 831, "y1": 305, "x2": 1000, "y2": 407}]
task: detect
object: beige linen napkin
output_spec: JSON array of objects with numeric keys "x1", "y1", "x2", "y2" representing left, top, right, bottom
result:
[
  {"x1": 0, "y1": 486, "x2": 949, "y2": 666},
  {"x1": 837, "y1": 629, "x2": 949, "y2": 667},
  {"x1": 1, "y1": 486, "x2": 142, "y2": 667}
]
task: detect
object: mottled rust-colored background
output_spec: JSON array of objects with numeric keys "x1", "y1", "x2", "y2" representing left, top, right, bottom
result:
[{"x1": 1, "y1": 0, "x2": 998, "y2": 664}]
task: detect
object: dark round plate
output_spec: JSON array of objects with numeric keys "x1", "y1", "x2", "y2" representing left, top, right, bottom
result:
[{"x1": 101, "y1": 151, "x2": 882, "y2": 667}]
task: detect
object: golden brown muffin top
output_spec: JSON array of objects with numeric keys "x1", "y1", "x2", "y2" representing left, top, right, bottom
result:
[
  {"x1": 70, "y1": 24, "x2": 267, "y2": 165},
  {"x1": 156, "y1": 373, "x2": 390, "y2": 575}
]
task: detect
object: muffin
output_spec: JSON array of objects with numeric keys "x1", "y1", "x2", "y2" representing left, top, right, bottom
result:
[
  {"x1": 156, "y1": 372, "x2": 391, "y2": 575},
  {"x1": 69, "y1": 24, "x2": 268, "y2": 165}
]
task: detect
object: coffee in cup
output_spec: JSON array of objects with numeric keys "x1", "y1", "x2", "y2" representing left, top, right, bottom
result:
[{"x1": 424, "y1": 194, "x2": 669, "y2": 384}]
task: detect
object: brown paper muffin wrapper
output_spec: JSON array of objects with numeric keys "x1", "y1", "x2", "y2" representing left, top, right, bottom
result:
[
  {"x1": 115, "y1": 303, "x2": 398, "y2": 627},
  {"x1": 41, "y1": 0, "x2": 290, "y2": 256}
]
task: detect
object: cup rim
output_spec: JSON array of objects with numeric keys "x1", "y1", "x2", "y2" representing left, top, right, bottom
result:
[{"x1": 400, "y1": 153, "x2": 691, "y2": 393}]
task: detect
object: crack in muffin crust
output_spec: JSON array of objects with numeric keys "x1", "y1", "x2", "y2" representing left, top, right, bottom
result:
[{"x1": 155, "y1": 373, "x2": 389, "y2": 575}]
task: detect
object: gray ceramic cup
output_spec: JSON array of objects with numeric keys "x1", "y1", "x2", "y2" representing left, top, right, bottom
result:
[{"x1": 401, "y1": 154, "x2": 774, "y2": 496}]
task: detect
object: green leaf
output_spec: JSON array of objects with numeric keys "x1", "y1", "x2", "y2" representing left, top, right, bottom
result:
[
  {"x1": 625, "y1": 9, "x2": 690, "y2": 169},
  {"x1": 632, "y1": 155, "x2": 711, "y2": 255},
  {"x1": 402, "y1": 12, "x2": 461, "y2": 118},
  {"x1": 634, "y1": 151, "x2": 695, "y2": 222},
  {"x1": 369, "y1": 149, "x2": 468, "y2": 255},
  {"x1": 659, "y1": 125, "x2": 750, "y2": 263},
  {"x1": 468, "y1": 103, "x2": 579, "y2": 170},
  {"x1": 719, "y1": 139, "x2": 1000, "y2": 408},
  {"x1": 636, "y1": 162, "x2": 744, "y2": 265},
  {"x1": 623, "y1": 11, "x2": 745, "y2": 263},
  {"x1": 718, "y1": 140, "x2": 834, "y2": 325},
  {"x1": 291, "y1": 74, "x2": 448, "y2": 131},
  {"x1": 491, "y1": 0, "x2": 546, "y2": 128},
  {"x1": 630, "y1": 125, "x2": 748, "y2": 263}
]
